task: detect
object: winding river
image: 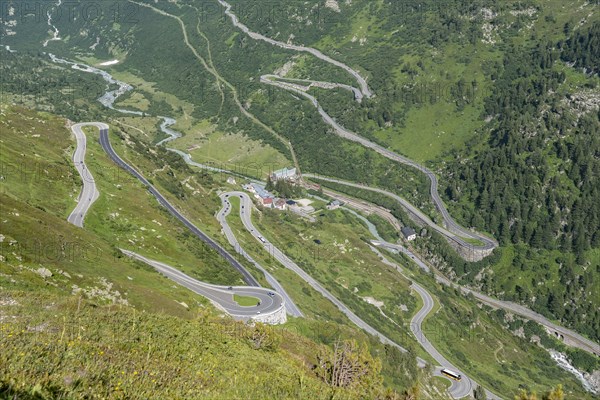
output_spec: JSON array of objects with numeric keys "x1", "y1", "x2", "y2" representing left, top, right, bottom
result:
[{"x1": 48, "y1": 54, "x2": 194, "y2": 160}]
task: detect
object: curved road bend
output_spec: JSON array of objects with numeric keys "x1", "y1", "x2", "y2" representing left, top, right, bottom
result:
[
  {"x1": 217, "y1": 0, "x2": 372, "y2": 98},
  {"x1": 120, "y1": 249, "x2": 284, "y2": 318},
  {"x1": 372, "y1": 240, "x2": 600, "y2": 357},
  {"x1": 67, "y1": 123, "x2": 104, "y2": 227},
  {"x1": 260, "y1": 74, "x2": 363, "y2": 102},
  {"x1": 261, "y1": 77, "x2": 497, "y2": 252},
  {"x1": 222, "y1": 193, "x2": 406, "y2": 349},
  {"x1": 371, "y1": 246, "x2": 501, "y2": 400},
  {"x1": 219, "y1": 191, "x2": 487, "y2": 398},
  {"x1": 216, "y1": 193, "x2": 304, "y2": 317},
  {"x1": 302, "y1": 173, "x2": 495, "y2": 251},
  {"x1": 97, "y1": 125, "x2": 259, "y2": 286}
]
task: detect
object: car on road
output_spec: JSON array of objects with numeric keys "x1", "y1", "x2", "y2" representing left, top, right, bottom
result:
[
  {"x1": 267, "y1": 292, "x2": 275, "y2": 297},
  {"x1": 256, "y1": 311, "x2": 261, "y2": 314},
  {"x1": 228, "y1": 286, "x2": 233, "y2": 290}
]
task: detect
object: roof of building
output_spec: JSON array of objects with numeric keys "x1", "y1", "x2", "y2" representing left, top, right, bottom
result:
[
  {"x1": 286, "y1": 200, "x2": 297, "y2": 205},
  {"x1": 401, "y1": 226, "x2": 417, "y2": 237},
  {"x1": 251, "y1": 183, "x2": 274, "y2": 199},
  {"x1": 272, "y1": 167, "x2": 297, "y2": 179},
  {"x1": 274, "y1": 198, "x2": 286, "y2": 207}
]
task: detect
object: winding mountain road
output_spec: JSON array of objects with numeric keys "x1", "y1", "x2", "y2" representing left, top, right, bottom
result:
[
  {"x1": 261, "y1": 76, "x2": 497, "y2": 255},
  {"x1": 121, "y1": 249, "x2": 285, "y2": 319},
  {"x1": 217, "y1": 191, "x2": 499, "y2": 398},
  {"x1": 216, "y1": 193, "x2": 303, "y2": 317},
  {"x1": 97, "y1": 125, "x2": 260, "y2": 287},
  {"x1": 219, "y1": 192, "x2": 407, "y2": 347},
  {"x1": 216, "y1": 0, "x2": 372, "y2": 98},
  {"x1": 67, "y1": 123, "x2": 103, "y2": 227}
]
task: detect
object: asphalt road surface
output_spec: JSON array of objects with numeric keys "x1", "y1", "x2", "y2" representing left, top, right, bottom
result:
[
  {"x1": 67, "y1": 123, "x2": 104, "y2": 227},
  {"x1": 98, "y1": 125, "x2": 259, "y2": 287},
  {"x1": 371, "y1": 247, "x2": 501, "y2": 399},
  {"x1": 221, "y1": 192, "x2": 410, "y2": 348},
  {"x1": 121, "y1": 249, "x2": 284, "y2": 318},
  {"x1": 260, "y1": 75, "x2": 497, "y2": 255},
  {"x1": 216, "y1": 192, "x2": 303, "y2": 317},
  {"x1": 218, "y1": 0, "x2": 372, "y2": 98},
  {"x1": 373, "y1": 240, "x2": 600, "y2": 357}
]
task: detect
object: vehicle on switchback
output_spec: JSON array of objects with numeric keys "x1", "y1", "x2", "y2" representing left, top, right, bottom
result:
[{"x1": 441, "y1": 368, "x2": 462, "y2": 381}]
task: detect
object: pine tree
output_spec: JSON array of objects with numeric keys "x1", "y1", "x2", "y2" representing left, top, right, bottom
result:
[
  {"x1": 265, "y1": 176, "x2": 274, "y2": 191},
  {"x1": 474, "y1": 385, "x2": 487, "y2": 400}
]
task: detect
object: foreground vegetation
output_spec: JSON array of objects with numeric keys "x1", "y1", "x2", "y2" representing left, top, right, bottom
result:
[
  {"x1": 1, "y1": 0, "x2": 597, "y2": 395},
  {"x1": 0, "y1": 105, "x2": 433, "y2": 397},
  {"x1": 0, "y1": 290, "x2": 386, "y2": 400}
]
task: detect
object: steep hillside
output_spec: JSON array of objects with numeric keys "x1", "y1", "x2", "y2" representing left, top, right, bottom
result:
[
  {"x1": 199, "y1": 0, "x2": 600, "y2": 342},
  {"x1": 1, "y1": 0, "x2": 598, "y2": 397},
  {"x1": 0, "y1": 289, "x2": 385, "y2": 400},
  {"x1": 0, "y1": 106, "x2": 439, "y2": 398},
  {"x1": 0, "y1": 104, "x2": 245, "y2": 315}
]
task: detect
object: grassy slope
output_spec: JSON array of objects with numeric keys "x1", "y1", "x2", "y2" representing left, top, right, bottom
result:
[
  {"x1": 397, "y1": 255, "x2": 595, "y2": 399},
  {"x1": 0, "y1": 290, "x2": 363, "y2": 400},
  {"x1": 234, "y1": 294, "x2": 260, "y2": 307},
  {"x1": 225, "y1": 189, "x2": 594, "y2": 397},
  {"x1": 0, "y1": 105, "x2": 442, "y2": 397},
  {"x1": 0, "y1": 105, "x2": 241, "y2": 315},
  {"x1": 170, "y1": 126, "x2": 290, "y2": 180}
]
